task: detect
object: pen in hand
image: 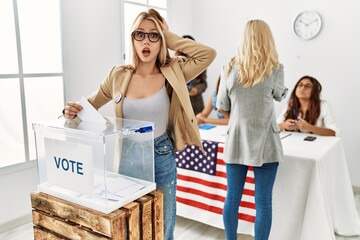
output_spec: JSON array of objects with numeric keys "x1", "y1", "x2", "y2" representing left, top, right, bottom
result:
[{"x1": 292, "y1": 108, "x2": 299, "y2": 122}]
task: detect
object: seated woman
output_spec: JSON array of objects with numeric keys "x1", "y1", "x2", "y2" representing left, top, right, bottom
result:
[
  {"x1": 196, "y1": 76, "x2": 229, "y2": 125},
  {"x1": 277, "y1": 75, "x2": 339, "y2": 136}
]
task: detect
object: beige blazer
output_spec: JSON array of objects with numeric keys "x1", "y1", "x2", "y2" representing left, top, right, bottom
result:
[{"x1": 87, "y1": 31, "x2": 216, "y2": 153}]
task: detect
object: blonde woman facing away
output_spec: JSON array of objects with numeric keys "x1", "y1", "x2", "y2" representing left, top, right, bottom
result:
[
  {"x1": 62, "y1": 9, "x2": 216, "y2": 240},
  {"x1": 217, "y1": 20, "x2": 288, "y2": 240}
]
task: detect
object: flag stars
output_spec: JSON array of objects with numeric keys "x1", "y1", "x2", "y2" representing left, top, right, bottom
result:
[{"x1": 176, "y1": 140, "x2": 218, "y2": 176}]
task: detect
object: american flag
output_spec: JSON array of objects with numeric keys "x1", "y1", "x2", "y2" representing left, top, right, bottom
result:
[{"x1": 176, "y1": 140, "x2": 256, "y2": 232}]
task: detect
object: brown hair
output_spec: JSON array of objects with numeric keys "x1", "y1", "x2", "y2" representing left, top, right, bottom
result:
[{"x1": 284, "y1": 75, "x2": 322, "y2": 124}]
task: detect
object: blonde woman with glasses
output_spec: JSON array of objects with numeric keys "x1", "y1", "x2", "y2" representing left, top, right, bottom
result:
[
  {"x1": 277, "y1": 75, "x2": 338, "y2": 136},
  {"x1": 217, "y1": 19, "x2": 287, "y2": 240},
  {"x1": 62, "y1": 8, "x2": 216, "y2": 240}
]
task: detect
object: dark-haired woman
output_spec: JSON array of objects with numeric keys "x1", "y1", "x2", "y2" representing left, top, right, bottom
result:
[{"x1": 277, "y1": 75, "x2": 339, "y2": 136}]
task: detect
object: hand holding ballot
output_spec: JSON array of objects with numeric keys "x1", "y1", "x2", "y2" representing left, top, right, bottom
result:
[
  {"x1": 63, "y1": 101, "x2": 83, "y2": 119},
  {"x1": 63, "y1": 97, "x2": 106, "y2": 124}
]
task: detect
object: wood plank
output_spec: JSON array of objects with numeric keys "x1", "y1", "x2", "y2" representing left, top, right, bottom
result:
[
  {"x1": 31, "y1": 192, "x2": 126, "y2": 237},
  {"x1": 109, "y1": 210, "x2": 127, "y2": 240},
  {"x1": 33, "y1": 225, "x2": 65, "y2": 240},
  {"x1": 148, "y1": 189, "x2": 164, "y2": 240},
  {"x1": 122, "y1": 202, "x2": 140, "y2": 240},
  {"x1": 136, "y1": 195, "x2": 153, "y2": 240},
  {"x1": 32, "y1": 210, "x2": 110, "y2": 239}
]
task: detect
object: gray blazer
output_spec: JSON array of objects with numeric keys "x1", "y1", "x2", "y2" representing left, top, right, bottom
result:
[{"x1": 217, "y1": 64, "x2": 288, "y2": 166}]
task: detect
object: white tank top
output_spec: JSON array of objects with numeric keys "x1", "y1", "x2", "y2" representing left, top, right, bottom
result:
[{"x1": 122, "y1": 84, "x2": 170, "y2": 138}]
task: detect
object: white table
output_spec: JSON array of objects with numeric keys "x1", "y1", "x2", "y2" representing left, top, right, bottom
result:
[
  {"x1": 271, "y1": 131, "x2": 360, "y2": 239},
  {"x1": 176, "y1": 126, "x2": 360, "y2": 239}
]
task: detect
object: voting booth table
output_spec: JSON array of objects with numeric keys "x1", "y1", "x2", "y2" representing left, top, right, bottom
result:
[
  {"x1": 31, "y1": 117, "x2": 163, "y2": 240},
  {"x1": 176, "y1": 125, "x2": 360, "y2": 239}
]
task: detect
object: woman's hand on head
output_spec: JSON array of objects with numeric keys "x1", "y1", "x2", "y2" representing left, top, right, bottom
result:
[
  {"x1": 63, "y1": 102, "x2": 83, "y2": 119},
  {"x1": 158, "y1": 17, "x2": 169, "y2": 34}
]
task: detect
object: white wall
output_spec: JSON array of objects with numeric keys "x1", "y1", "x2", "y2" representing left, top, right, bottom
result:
[
  {"x1": 0, "y1": 0, "x2": 122, "y2": 232},
  {"x1": 61, "y1": 0, "x2": 123, "y2": 116},
  {"x1": 168, "y1": 0, "x2": 360, "y2": 187}
]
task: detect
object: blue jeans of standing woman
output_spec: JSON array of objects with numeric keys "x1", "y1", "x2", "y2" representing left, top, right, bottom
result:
[
  {"x1": 223, "y1": 162, "x2": 279, "y2": 240},
  {"x1": 154, "y1": 132, "x2": 177, "y2": 240}
]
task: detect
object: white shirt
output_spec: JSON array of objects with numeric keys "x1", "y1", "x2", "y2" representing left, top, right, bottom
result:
[{"x1": 277, "y1": 100, "x2": 340, "y2": 136}]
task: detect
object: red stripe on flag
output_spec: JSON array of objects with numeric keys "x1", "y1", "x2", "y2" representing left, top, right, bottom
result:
[
  {"x1": 243, "y1": 189, "x2": 255, "y2": 196},
  {"x1": 246, "y1": 177, "x2": 255, "y2": 184},
  {"x1": 176, "y1": 196, "x2": 255, "y2": 222},
  {"x1": 240, "y1": 201, "x2": 256, "y2": 209},
  {"x1": 178, "y1": 174, "x2": 227, "y2": 191},
  {"x1": 216, "y1": 170, "x2": 227, "y2": 178},
  {"x1": 177, "y1": 196, "x2": 223, "y2": 214},
  {"x1": 217, "y1": 159, "x2": 225, "y2": 165},
  {"x1": 177, "y1": 185, "x2": 225, "y2": 202},
  {"x1": 239, "y1": 213, "x2": 256, "y2": 222}
]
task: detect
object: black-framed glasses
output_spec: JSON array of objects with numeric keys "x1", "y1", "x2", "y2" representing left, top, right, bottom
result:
[{"x1": 131, "y1": 31, "x2": 161, "y2": 43}]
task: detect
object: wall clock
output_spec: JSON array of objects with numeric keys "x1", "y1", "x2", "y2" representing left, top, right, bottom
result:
[{"x1": 293, "y1": 11, "x2": 322, "y2": 40}]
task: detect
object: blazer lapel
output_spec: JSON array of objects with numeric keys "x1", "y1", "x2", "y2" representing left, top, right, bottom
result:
[
  {"x1": 161, "y1": 64, "x2": 194, "y2": 117},
  {"x1": 115, "y1": 70, "x2": 132, "y2": 118}
]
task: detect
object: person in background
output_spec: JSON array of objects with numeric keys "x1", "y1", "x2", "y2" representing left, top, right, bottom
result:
[
  {"x1": 277, "y1": 75, "x2": 338, "y2": 136},
  {"x1": 175, "y1": 35, "x2": 208, "y2": 115},
  {"x1": 62, "y1": 8, "x2": 216, "y2": 240},
  {"x1": 217, "y1": 19, "x2": 288, "y2": 240},
  {"x1": 196, "y1": 75, "x2": 229, "y2": 125}
]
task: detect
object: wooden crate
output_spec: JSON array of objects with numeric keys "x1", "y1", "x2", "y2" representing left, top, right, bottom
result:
[{"x1": 31, "y1": 190, "x2": 163, "y2": 240}]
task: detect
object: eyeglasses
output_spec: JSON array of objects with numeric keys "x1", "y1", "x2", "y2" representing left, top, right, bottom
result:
[
  {"x1": 297, "y1": 83, "x2": 313, "y2": 90},
  {"x1": 131, "y1": 31, "x2": 161, "y2": 43}
]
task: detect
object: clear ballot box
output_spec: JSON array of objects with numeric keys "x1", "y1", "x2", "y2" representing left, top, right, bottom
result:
[{"x1": 32, "y1": 117, "x2": 156, "y2": 214}]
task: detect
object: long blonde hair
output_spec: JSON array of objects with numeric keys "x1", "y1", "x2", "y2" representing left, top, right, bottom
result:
[
  {"x1": 128, "y1": 9, "x2": 171, "y2": 71},
  {"x1": 226, "y1": 19, "x2": 279, "y2": 87}
]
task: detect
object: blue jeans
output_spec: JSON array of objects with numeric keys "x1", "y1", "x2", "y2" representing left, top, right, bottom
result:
[
  {"x1": 154, "y1": 132, "x2": 177, "y2": 240},
  {"x1": 223, "y1": 162, "x2": 279, "y2": 240}
]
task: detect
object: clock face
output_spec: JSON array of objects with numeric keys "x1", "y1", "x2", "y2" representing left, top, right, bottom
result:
[{"x1": 293, "y1": 11, "x2": 322, "y2": 40}]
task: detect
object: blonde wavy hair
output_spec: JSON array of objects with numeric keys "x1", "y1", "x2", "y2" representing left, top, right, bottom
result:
[
  {"x1": 226, "y1": 19, "x2": 279, "y2": 87},
  {"x1": 127, "y1": 8, "x2": 171, "y2": 71}
]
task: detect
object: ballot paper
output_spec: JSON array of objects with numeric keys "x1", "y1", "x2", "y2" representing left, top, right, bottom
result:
[
  {"x1": 76, "y1": 96, "x2": 107, "y2": 124},
  {"x1": 107, "y1": 176, "x2": 145, "y2": 199}
]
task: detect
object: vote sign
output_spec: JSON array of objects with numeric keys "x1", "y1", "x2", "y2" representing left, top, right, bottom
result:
[{"x1": 45, "y1": 138, "x2": 94, "y2": 195}]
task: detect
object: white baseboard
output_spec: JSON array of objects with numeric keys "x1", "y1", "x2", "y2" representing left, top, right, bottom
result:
[{"x1": 0, "y1": 214, "x2": 32, "y2": 234}]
